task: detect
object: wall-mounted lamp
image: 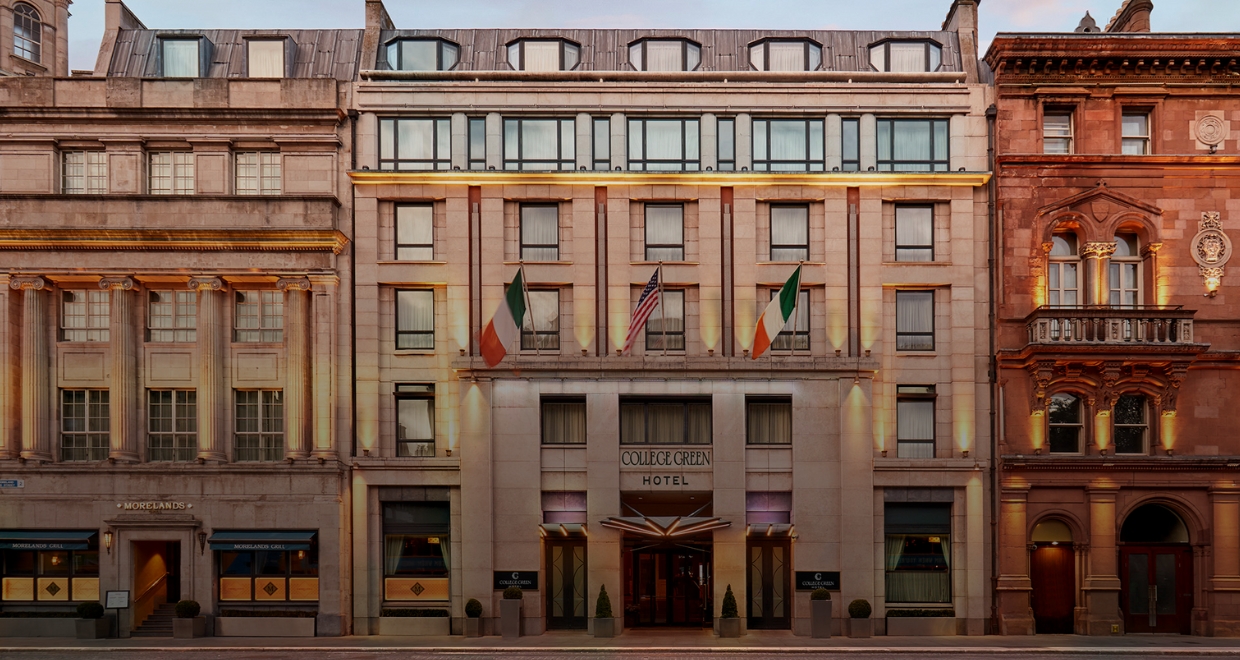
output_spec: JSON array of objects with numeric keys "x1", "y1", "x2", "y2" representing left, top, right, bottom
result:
[
  {"x1": 362, "y1": 448, "x2": 370, "y2": 457},
  {"x1": 961, "y1": 450, "x2": 970, "y2": 458},
  {"x1": 1034, "y1": 447, "x2": 1042, "y2": 455},
  {"x1": 881, "y1": 449, "x2": 888, "y2": 458},
  {"x1": 103, "y1": 531, "x2": 113, "y2": 555},
  {"x1": 1166, "y1": 448, "x2": 1175, "y2": 456},
  {"x1": 197, "y1": 531, "x2": 207, "y2": 555},
  {"x1": 459, "y1": 348, "x2": 466, "y2": 356},
  {"x1": 864, "y1": 349, "x2": 871, "y2": 357},
  {"x1": 581, "y1": 348, "x2": 588, "y2": 356},
  {"x1": 707, "y1": 348, "x2": 714, "y2": 356}
]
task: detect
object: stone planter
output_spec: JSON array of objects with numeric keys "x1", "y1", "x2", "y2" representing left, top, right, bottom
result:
[
  {"x1": 500, "y1": 599, "x2": 522, "y2": 639},
  {"x1": 464, "y1": 617, "x2": 482, "y2": 637},
  {"x1": 215, "y1": 616, "x2": 315, "y2": 637},
  {"x1": 717, "y1": 617, "x2": 741, "y2": 638},
  {"x1": 848, "y1": 618, "x2": 872, "y2": 638},
  {"x1": 886, "y1": 616, "x2": 956, "y2": 636},
  {"x1": 173, "y1": 616, "x2": 207, "y2": 639},
  {"x1": 593, "y1": 617, "x2": 616, "y2": 638},
  {"x1": 811, "y1": 600, "x2": 833, "y2": 638},
  {"x1": 0, "y1": 618, "x2": 78, "y2": 637},
  {"x1": 377, "y1": 616, "x2": 451, "y2": 636},
  {"x1": 75, "y1": 617, "x2": 112, "y2": 639}
]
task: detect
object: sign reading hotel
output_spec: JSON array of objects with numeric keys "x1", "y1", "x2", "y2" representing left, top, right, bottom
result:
[{"x1": 620, "y1": 449, "x2": 713, "y2": 490}]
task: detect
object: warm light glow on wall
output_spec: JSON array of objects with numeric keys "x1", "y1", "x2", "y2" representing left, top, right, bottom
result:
[
  {"x1": 844, "y1": 379, "x2": 870, "y2": 455},
  {"x1": 700, "y1": 294, "x2": 720, "y2": 351},
  {"x1": 574, "y1": 300, "x2": 594, "y2": 354},
  {"x1": 609, "y1": 299, "x2": 629, "y2": 354},
  {"x1": 954, "y1": 402, "x2": 974, "y2": 456},
  {"x1": 1157, "y1": 273, "x2": 1171, "y2": 306},
  {"x1": 463, "y1": 382, "x2": 486, "y2": 452},
  {"x1": 357, "y1": 383, "x2": 378, "y2": 454},
  {"x1": 873, "y1": 402, "x2": 886, "y2": 454},
  {"x1": 860, "y1": 297, "x2": 879, "y2": 352},
  {"x1": 736, "y1": 297, "x2": 755, "y2": 351},
  {"x1": 1160, "y1": 410, "x2": 1176, "y2": 453},
  {"x1": 1094, "y1": 410, "x2": 1110, "y2": 453},
  {"x1": 453, "y1": 303, "x2": 469, "y2": 354},
  {"x1": 827, "y1": 295, "x2": 847, "y2": 353},
  {"x1": 1033, "y1": 272, "x2": 1046, "y2": 308},
  {"x1": 1029, "y1": 409, "x2": 1045, "y2": 453}
]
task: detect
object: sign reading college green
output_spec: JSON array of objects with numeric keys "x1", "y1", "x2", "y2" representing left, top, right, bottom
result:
[
  {"x1": 493, "y1": 571, "x2": 538, "y2": 591},
  {"x1": 620, "y1": 449, "x2": 712, "y2": 467},
  {"x1": 795, "y1": 571, "x2": 841, "y2": 591}
]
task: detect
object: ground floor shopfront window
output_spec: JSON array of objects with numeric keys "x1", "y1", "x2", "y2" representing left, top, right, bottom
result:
[
  {"x1": 0, "y1": 531, "x2": 99, "y2": 603},
  {"x1": 885, "y1": 503, "x2": 951, "y2": 604},
  {"x1": 210, "y1": 531, "x2": 319, "y2": 603},
  {"x1": 383, "y1": 502, "x2": 450, "y2": 602}
]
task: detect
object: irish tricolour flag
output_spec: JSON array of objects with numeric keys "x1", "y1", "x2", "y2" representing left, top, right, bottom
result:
[
  {"x1": 751, "y1": 265, "x2": 802, "y2": 360},
  {"x1": 481, "y1": 268, "x2": 527, "y2": 367}
]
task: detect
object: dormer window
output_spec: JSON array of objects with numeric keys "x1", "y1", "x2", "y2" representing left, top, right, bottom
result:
[
  {"x1": 869, "y1": 40, "x2": 942, "y2": 73},
  {"x1": 386, "y1": 39, "x2": 460, "y2": 72},
  {"x1": 749, "y1": 39, "x2": 821, "y2": 72},
  {"x1": 247, "y1": 39, "x2": 286, "y2": 78},
  {"x1": 628, "y1": 39, "x2": 701, "y2": 72},
  {"x1": 507, "y1": 39, "x2": 580, "y2": 72},
  {"x1": 160, "y1": 37, "x2": 207, "y2": 78}
]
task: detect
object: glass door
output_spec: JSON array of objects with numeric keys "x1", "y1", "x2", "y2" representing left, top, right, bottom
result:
[
  {"x1": 747, "y1": 539, "x2": 791, "y2": 629},
  {"x1": 546, "y1": 542, "x2": 587, "y2": 629},
  {"x1": 1121, "y1": 546, "x2": 1192, "y2": 634},
  {"x1": 626, "y1": 545, "x2": 711, "y2": 627}
]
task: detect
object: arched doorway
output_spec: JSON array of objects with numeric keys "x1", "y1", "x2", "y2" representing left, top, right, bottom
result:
[
  {"x1": 1030, "y1": 519, "x2": 1074, "y2": 634},
  {"x1": 1119, "y1": 503, "x2": 1192, "y2": 634}
]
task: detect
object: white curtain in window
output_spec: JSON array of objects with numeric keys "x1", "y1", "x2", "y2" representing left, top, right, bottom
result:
[
  {"x1": 521, "y1": 120, "x2": 559, "y2": 160},
  {"x1": 645, "y1": 205, "x2": 683, "y2": 247},
  {"x1": 620, "y1": 404, "x2": 645, "y2": 443},
  {"x1": 644, "y1": 121, "x2": 684, "y2": 160},
  {"x1": 647, "y1": 404, "x2": 683, "y2": 444},
  {"x1": 397, "y1": 398, "x2": 434, "y2": 440},
  {"x1": 649, "y1": 291, "x2": 684, "y2": 334},
  {"x1": 889, "y1": 43, "x2": 926, "y2": 72},
  {"x1": 542, "y1": 402, "x2": 586, "y2": 444},
  {"x1": 523, "y1": 42, "x2": 561, "y2": 71},
  {"x1": 521, "y1": 206, "x2": 559, "y2": 250},
  {"x1": 163, "y1": 40, "x2": 199, "y2": 77},
  {"x1": 771, "y1": 206, "x2": 808, "y2": 248},
  {"x1": 248, "y1": 40, "x2": 284, "y2": 78},
  {"x1": 896, "y1": 207, "x2": 933, "y2": 247},
  {"x1": 398, "y1": 120, "x2": 435, "y2": 161},
  {"x1": 525, "y1": 291, "x2": 559, "y2": 333},
  {"x1": 396, "y1": 206, "x2": 433, "y2": 256},
  {"x1": 645, "y1": 41, "x2": 683, "y2": 71},
  {"x1": 897, "y1": 399, "x2": 934, "y2": 440},
  {"x1": 401, "y1": 41, "x2": 438, "y2": 71},
  {"x1": 384, "y1": 535, "x2": 404, "y2": 574},
  {"x1": 748, "y1": 402, "x2": 791, "y2": 444},
  {"x1": 769, "y1": 121, "x2": 807, "y2": 161},
  {"x1": 896, "y1": 292, "x2": 933, "y2": 333},
  {"x1": 686, "y1": 403, "x2": 711, "y2": 444},
  {"x1": 893, "y1": 121, "x2": 932, "y2": 163},
  {"x1": 397, "y1": 290, "x2": 433, "y2": 333},
  {"x1": 749, "y1": 44, "x2": 765, "y2": 71},
  {"x1": 768, "y1": 43, "x2": 804, "y2": 71}
]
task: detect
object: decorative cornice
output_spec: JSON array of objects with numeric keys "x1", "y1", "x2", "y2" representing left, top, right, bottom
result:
[
  {"x1": 98, "y1": 276, "x2": 135, "y2": 291},
  {"x1": 349, "y1": 170, "x2": 992, "y2": 188},
  {"x1": 276, "y1": 277, "x2": 312, "y2": 292},
  {"x1": 187, "y1": 277, "x2": 223, "y2": 292},
  {"x1": 1003, "y1": 456, "x2": 1240, "y2": 472},
  {"x1": 0, "y1": 229, "x2": 349, "y2": 255},
  {"x1": 8, "y1": 276, "x2": 45, "y2": 291}
]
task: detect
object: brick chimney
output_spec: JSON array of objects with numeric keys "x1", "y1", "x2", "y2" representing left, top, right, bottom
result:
[
  {"x1": 362, "y1": 0, "x2": 396, "y2": 71},
  {"x1": 94, "y1": 0, "x2": 145, "y2": 76},
  {"x1": 1105, "y1": 0, "x2": 1153, "y2": 33},
  {"x1": 943, "y1": 0, "x2": 980, "y2": 83}
]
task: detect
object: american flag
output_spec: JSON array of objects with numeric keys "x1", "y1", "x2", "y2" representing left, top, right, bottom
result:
[{"x1": 622, "y1": 267, "x2": 661, "y2": 355}]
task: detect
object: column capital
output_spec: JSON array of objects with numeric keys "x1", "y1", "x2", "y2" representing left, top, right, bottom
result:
[
  {"x1": 9, "y1": 276, "x2": 46, "y2": 291},
  {"x1": 277, "y1": 277, "x2": 312, "y2": 292},
  {"x1": 306, "y1": 274, "x2": 339, "y2": 288},
  {"x1": 1082, "y1": 241, "x2": 1118, "y2": 259},
  {"x1": 98, "y1": 276, "x2": 134, "y2": 291},
  {"x1": 188, "y1": 276, "x2": 223, "y2": 292}
]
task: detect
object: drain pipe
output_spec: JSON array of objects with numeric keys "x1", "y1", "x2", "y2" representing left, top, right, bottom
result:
[{"x1": 985, "y1": 102, "x2": 1000, "y2": 634}]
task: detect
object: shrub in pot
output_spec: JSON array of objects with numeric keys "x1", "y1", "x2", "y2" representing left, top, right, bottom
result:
[
  {"x1": 77, "y1": 602, "x2": 104, "y2": 619},
  {"x1": 717, "y1": 584, "x2": 741, "y2": 638},
  {"x1": 593, "y1": 584, "x2": 616, "y2": 638},
  {"x1": 810, "y1": 588, "x2": 832, "y2": 639},
  {"x1": 173, "y1": 600, "x2": 206, "y2": 639},
  {"x1": 75, "y1": 602, "x2": 109, "y2": 639},
  {"x1": 847, "y1": 599, "x2": 872, "y2": 639},
  {"x1": 464, "y1": 598, "x2": 483, "y2": 638},
  {"x1": 174, "y1": 600, "x2": 201, "y2": 618},
  {"x1": 500, "y1": 587, "x2": 523, "y2": 639}
]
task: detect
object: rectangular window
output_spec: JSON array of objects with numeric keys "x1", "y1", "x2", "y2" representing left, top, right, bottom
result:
[
  {"x1": 542, "y1": 397, "x2": 586, "y2": 445},
  {"x1": 895, "y1": 290, "x2": 934, "y2": 351},
  {"x1": 61, "y1": 389, "x2": 109, "y2": 462},
  {"x1": 382, "y1": 502, "x2": 450, "y2": 600},
  {"x1": 503, "y1": 118, "x2": 575, "y2": 171},
  {"x1": 895, "y1": 206, "x2": 934, "y2": 262},
  {"x1": 149, "y1": 152, "x2": 194, "y2": 194},
  {"x1": 395, "y1": 384, "x2": 435, "y2": 458},
  {"x1": 235, "y1": 152, "x2": 281, "y2": 195},
  {"x1": 147, "y1": 291, "x2": 197, "y2": 343},
  {"x1": 0, "y1": 534, "x2": 100, "y2": 603},
  {"x1": 628, "y1": 118, "x2": 700, "y2": 171},
  {"x1": 520, "y1": 204, "x2": 559, "y2": 261},
  {"x1": 395, "y1": 204, "x2": 434, "y2": 261},
  {"x1": 161, "y1": 39, "x2": 200, "y2": 77},
  {"x1": 247, "y1": 40, "x2": 284, "y2": 78},
  {"x1": 62, "y1": 152, "x2": 107, "y2": 194},
  {"x1": 148, "y1": 389, "x2": 197, "y2": 462},
  {"x1": 1048, "y1": 394, "x2": 1082, "y2": 454},
  {"x1": 234, "y1": 390, "x2": 283, "y2": 462},
  {"x1": 746, "y1": 397, "x2": 792, "y2": 445},
  {"x1": 593, "y1": 118, "x2": 611, "y2": 171},
  {"x1": 876, "y1": 119, "x2": 950, "y2": 172},
  {"x1": 1122, "y1": 112, "x2": 1150, "y2": 155},
  {"x1": 522, "y1": 290, "x2": 560, "y2": 351},
  {"x1": 233, "y1": 291, "x2": 283, "y2": 343},
  {"x1": 1043, "y1": 112, "x2": 1073, "y2": 154},
  {"x1": 60, "y1": 290, "x2": 109, "y2": 342},
  {"x1": 620, "y1": 397, "x2": 712, "y2": 445},
  {"x1": 753, "y1": 119, "x2": 824, "y2": 172},
  {"x1": 841, "y1": 118, "x2": 860, "y2": 172},
  {"x1": 885, "y1": 503, "x2": 951, "y2": 603},
  {"x1": 468, "y1": 118, "x2": 486, "y2": 170},
  {"x1": 717, "y1": 118, "x2": 735, "y2": 171},
  {"x1": 770, "y1": 205, "x2": 809, "y2": 262},
  {"x1": 896, "y1": 385, "x2": 936, "y2": 459},
  {"x1": 217, "y1": 536, "x2": 318, "y2": 602},
  {"x1": 380, "y1": 118, "x2": 451, "y2": 171},
  {"x1": 1113, "y1": 394, "x2": 1147, "y2": 455},
  {"x1": 645, "y1": 204, "x2": 684, "y2": 261},
  {"x1": 395, "y1": 290, "x2": 435, "y2": 350},
  {"x1": 769, "y1": 289, "x2": 808, "y2": 351},
  {"x1": 646, "y1": 289, "x2": 685, "y2": 351}
]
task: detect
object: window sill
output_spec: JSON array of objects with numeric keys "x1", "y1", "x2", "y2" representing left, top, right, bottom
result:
[
  {"x1": 10, "y1": 54, "x2": 47, "y2": 72},
  {"x1": 882, "y1": 261, "x2": 952, "y2": 267},
  {"x1": 56, "y1": 340, "x2": 110, "y2": 345},
  {"x1": 144, "y1": 341, "x2": 197, "y2": 346},
  {"x1": 756, "y1": 261, "x2": 823, "y2": 266},
  {"x1": 393, "y1": 350, "x2": 437, "y2": 356},
  {"x1": 895, "y1": 351, "x2": 938, "y2": 357},
  {"x1": 504, "y1": 260, "x2": 573, "y2": 266},
  {"x1": 231, "y1": 342, "x2": 285, "y2": 348},
  {"x1": 378, "y1": 260, "x2": 448, "y2": 266},
  {"x1": 631, "y1": 261, "x2": 698, "y2": 266}
]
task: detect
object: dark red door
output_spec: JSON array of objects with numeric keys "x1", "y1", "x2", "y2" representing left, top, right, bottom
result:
[
  {"x1": 1030, "y1": 544, "x2": 1074, "y2": 634},
  {"x1": 1121, "y1": 546, "x2": 1192, "y2": 634}
]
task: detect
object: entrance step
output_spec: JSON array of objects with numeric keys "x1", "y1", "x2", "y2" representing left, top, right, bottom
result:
[{"x1": 131, "y1": 603, "x2": 176, "y2": 638}]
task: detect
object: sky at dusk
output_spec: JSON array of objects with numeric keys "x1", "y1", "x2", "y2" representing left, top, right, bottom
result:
[{"x1": 67, "y1": 0, "x2": 1240, "y2": 72}]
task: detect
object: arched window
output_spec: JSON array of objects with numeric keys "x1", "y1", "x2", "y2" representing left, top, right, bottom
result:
[
  {"x1": 1047, "y1": 232, "x2": 1080, "y2": 307},
  {"x1": 1113, "y1": 394, "x2": 1147, "y2": 454},
  {"x1": 1109, "y1": 232, "x2": 1141, "y2": 307},
  {"x1": 1048, "y1": 393, "x2": 1082, "y2": 454},
  {"x1": 13, "y1": 2, "x2": 42, "y2": 63}
]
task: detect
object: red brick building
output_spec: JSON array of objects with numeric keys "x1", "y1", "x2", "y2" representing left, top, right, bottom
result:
[{"x1": 987, "y1": 1, "x2": 1240, "y2": 637}]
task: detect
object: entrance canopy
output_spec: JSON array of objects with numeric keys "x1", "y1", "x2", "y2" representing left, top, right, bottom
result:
[
  {"x1": 0, "y1": 530, "x2": 95, "y2": 550},
  {"x1": 601, "y1": 516, "x2": 729, "y2": 539},
  {"x1": 207, "y1": 531, "x2": 316, "y2": 551}
]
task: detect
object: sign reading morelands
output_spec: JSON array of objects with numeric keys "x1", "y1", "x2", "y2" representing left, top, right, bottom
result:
[
  {"x1": 115, "y1": 501, "x2": 191, "y2": 511},
  {"x1": 494, "y1": 571, "x2": 538, "y2": 591},
  {"x1": 795, "y1": 571, "x2": 841, "y2": 591},
  {"x1": 620, "y1": 449, "x2": 712, "y2": 468}
]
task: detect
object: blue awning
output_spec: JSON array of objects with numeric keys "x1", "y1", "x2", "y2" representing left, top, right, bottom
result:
[
  {"x1": 208, "y1": 531, "x2": 316, "y2": 551},
  {"x1": 0, "y1": 530, "x2": 96, "y2": 551}
]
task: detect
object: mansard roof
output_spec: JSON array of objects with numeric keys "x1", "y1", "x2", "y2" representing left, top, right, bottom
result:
[{"x1": 106, "y1": 29, "x2": 365, "y2": 80}]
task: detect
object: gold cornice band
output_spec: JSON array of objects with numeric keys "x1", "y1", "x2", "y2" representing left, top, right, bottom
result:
[
  {"x1": 348, "y1": 170, "x2": 992, "y2": 188},
  {"x1": 0, "y1": 229, "x2": 349, "y2": 255}
]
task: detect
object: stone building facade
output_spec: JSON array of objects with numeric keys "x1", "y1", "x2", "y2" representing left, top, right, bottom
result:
[{"x1": 988, "y1": 2, "x2": 1240, "y2": 638}]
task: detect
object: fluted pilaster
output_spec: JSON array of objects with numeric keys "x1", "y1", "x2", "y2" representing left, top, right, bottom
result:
[
  {"x1": 308, "y1": 275, "x2": 338, "y2": 461},
  {"x1": 190, "y1": 277, "x2": 226, "y2": 462},
  {"x1": 101, "y1": 277, "x2": 138, "y2": 462},
  {"x1": 278, "y1": 277, "x2": 311, "y2": 460},
  {"x1": 12, "y1": 277, "x2": 51, "y2": 462},
  {"x1": 0, "y1": 275, "x2": 14, "y2": 460}
]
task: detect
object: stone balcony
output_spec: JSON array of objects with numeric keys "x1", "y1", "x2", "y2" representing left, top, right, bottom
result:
[{"x1": 1026, "y1": 305, "x2": 1196, "y2": 346}]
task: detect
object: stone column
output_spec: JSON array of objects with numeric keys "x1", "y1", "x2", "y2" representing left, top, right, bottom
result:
[
  {"x1": 0, "y1": 274, "x2": 14, "y2": 460},
  {"x1": 12, "y1": 277, "x2": 51, "y2": 462},
  {"x1": 308, "y1": 275, "x2": 338, "y2": 461},
  {"x1": 996, "y1": 484, "x2": 1034, "y2": 634},
  {"x1": 609, "y1": 113, "x2": 626, "y2": 171},
  {"x1": 1209, "y1": 484, "x2": 1240, "y2": 635},
  {"x1": 450, "y1": 112, "x2": 468, "y2": 170},
  {"x1": 574, "y1": 113, "x2": 592, "y2": 170},
  {"x1": 1082, "y1": 485, "x2": 1123, "y2": 635},
  {"x1": 859, "y1": 114, "x2": 877, "y2": 171},
  {"x1": 734, "y1": 113, "x2": 752, "y2": 171},
  {"x1": 279, "y1": 277, "x2": 312, "y2": 460},
  {"x1": 484, "y1": 113, "x2": 502, "y2": 171},
  {"x1": 1082, "y1": 242, "x2": 1117, "y2": 306},
  {"x1": 190, "y1": 277, "x2": 226, "y2": 462},
  {"x1": 101, "y1": 277, "x2": 138, "y2": 462}
]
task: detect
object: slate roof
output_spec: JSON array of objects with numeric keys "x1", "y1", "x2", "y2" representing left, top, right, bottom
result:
[{"x1": 106, "y1": 29, "x2": 364, "y2": 80}]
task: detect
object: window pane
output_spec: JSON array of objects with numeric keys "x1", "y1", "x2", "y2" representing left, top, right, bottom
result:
[
  {"x1": 869, "y1": 44, "x2": 886, "y2": 72},
  {"x1": 469, "y1": 118, "x2": 486, "y2": 167},
  {"x1": 645, "y1": 41, "x2": 683, "y2": 71},
  {"x1": 396, "y1": 205, "x2": 434, "y2": 260},
  {"x1": 1122, "y1": 114, "x2": 1148, "y2": 137},
  {"x1": 522, "y1": 290, "x2": 560, "y2": 350},
  {"x1": 593, "y1": 118, "x2": 610, "y2": 166},
  {"x1": 400, "y1": 40, "x2": 438, "y2": 71},
  {"x1": 396, "y1": 290, "x2": 434, "y2": 350},
  {"x1": 749, "y1": 44, "x2": 764, "y2": 71},
  {"x1": 163, "y1": 40, "x2": 199, "y2": 77},
  {"x1": 521, "y1": 120, "x2": 559, "y2": 161},
  {"x1": 542, "y1": 400, "x2": 586, "y2": 444},
  {"x1": 895, "y1": 206, "x2": 933, "y2": 262},
  {"x1": 645, "y1": 205, "x2": 684, "y2": 261},
  {"x1": 841, "y1": 118, "x2": 859, "y2": 170},
  {"x1": 889, "y1": 42, "x2": 927, "y2": 72},
  {"x1": 897, "y1": 399, "x2": 934, "y2": 440},
  {"x1": 771, "y1": 206, "x2": 809, "y2": 262},
  {"x1": 1048, "y1": 394, "x2": 1080, "y2": 424},
  {"x1": 521, "y1": 205, "x2": 559, "y2": 260},
  {"x1": 770, "y1": 121, "x2": 807, "y2": 161},
  {"x1": 747, "y1": 400, "x2": 791, "y2": 445},
  {"x1": 397, "y1": 398, "x2": 434, "y2": 441},
  {"x1": 646, "y1": 290, "x2": 685, "y2": 350},
  {"x1": 717, "y1": 118, "x2": 735, "y2": 165},
  {"x1": 768, "y1": 42, "x2": 805, "y2": 71},
  {"x1": 896, "y1": 291, "x2": 934, "y2": 350},
  {"x1": 248, "y1": 40, "x2": 284, "y2": 78},
  {"x1": 523, "y1": 41, "x2": 561, "y2": 71}
]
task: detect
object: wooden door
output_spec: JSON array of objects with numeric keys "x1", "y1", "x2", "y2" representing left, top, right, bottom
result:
[
  {"x1": 1121, "y1": 546, "x2": 1192, "y2": 634},
  {"x1": 1030, "y1": 544, "x2": 1074, "y2": 634}
]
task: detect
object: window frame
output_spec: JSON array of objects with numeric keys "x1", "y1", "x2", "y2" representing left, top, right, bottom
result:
[
  {"x1": 520, "y1": 203, "x2": 560, "y2": 261},
  {"x1": 619, "y1": 396, "x2": 713, "y2": 445},
  {"x1": 394, "y1": 204, "x2": 435, "y2": 261},
  {"x1": 468, "y1": 117, "x2": 486, "y2": 170},
  {"x1": 148, "y1": 151, "x2": 195, "y2": 195},
  {"x1": 1042, "y1": 109, "x2": 1074, "y2": 155},
  {"x1": 234, "y1": 151, "x2": 281, "y2": 195},
  {"x1": 1047, "y1": 232, "x2": 1081, "y2": 310},
  {"x1": 894, "y1": 205, "x2": 935, "y2": 262},
  {"x1": 841, "y1": 118, "x2": 860, "y2": 172},
  {"x1": 541, "y1": 396, "x2": 587, "y2": 445},
  {"x1": 1047, "y1": 392, "x2": 1083, "y2": 455},
  {"x1": 147, "y1": 290, "x2": 198, "y2": 343},
  {"x1": 395, "y1": 289, "x2": 435, "y2": 351},
  {"x1": 1112, "y1": 393, "x2": 1148, "y2": 455},
  {"x1": 876, "y1": 118, "x2": 950, "y2": 172},
  {"x1": 521, "y1": 289, "x2": 561, "y2": 351},
  {"x1": 627, "y1": 38, "x2": 702, "y2": 72},
  {"x1": 379, "y1": 117, "x2": 452, "y2": 171},
  {"x1": 394, "y1": 383, "x2": 436, "y2": 458},
  {"x1": 507, "y1": 39, "x2": 580, "y2": 72},
  {"x1": 60, "y1": 289, "x2": 110, "y2": 343},
  {"x1": 716, "y1": 117, "x2": 736, "y2": 171},
  {"x1": 895, "y1": 385, "x2": 936, "y2": 458},
  {"x1": 592, "y1": 117, "x2": 611, "y2": 171},
  {"x1": 233, "y1": 389, "x2": 284, "y2": 462},
  {"x1": 752, "y1": 118, "x2": 825, "y2": 172},
  {"x1": 147, "y1": 389, "x2": 198, "y2": 462},
  {"x1": 1121, "y1": 110, "x2": 1151, "y2": 155},
  {"x1": 12, "y1": 2, "x2": 41, "y2": 63},
  {"x1": 895, "y1": 290, "x2": 935, "y2": 352},
  {"x1": 868, "y1": 39, "x2": 943, "y2": 73},
  {"x1": 233, "y1": 290, "x2": 284, "y2": 343},
  {"x1": 645, "y1": 288, "x2": 686, "y2": 352},
  {"x1": 244, "y1": 38, "x2": 287, "y2": 78},
  {"x1": 746, "y1": 396, "x2": 792, "y2": 446},
  {"x1": 159, "y1": 38, "x2": 202, "y2": 78},
  {"x1": 644, "y1": 203, "x2": 685, "y2": 262},
  {"x1": 769, "y1": 204, "x2": 810, "y2": 262},
  {"x1": 1109, "y1": 232, "x2": 1142, "y2": 309},
  {"x1": 503, "y1": 118, "x2": 576, "y2": 171},
  {"x1": 61, "y1": 151, "x2": 107, "y2": 195},
  {"x1": 748, "y1": 38, "x2": 822, "y2": 72},
  {"x1": 627, "y1": 118, "x2": 700, "y2": 172},
  {"x1": 384, "y1": 38, "x2": 460, "y2": 72},
  {"x1": 216, "y1": 539, "x2": 319, "y2": 602},
  {"x1": 60, "y1": 388, "x2": 110, "y2": 462},
  {"x1": 769, "y1": 289, "x2": 809, "y2": 352}
]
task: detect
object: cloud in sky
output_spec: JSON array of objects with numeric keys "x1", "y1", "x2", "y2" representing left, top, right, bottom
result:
[{"x1": 68, "y1": 0, "x2": 1240, "y2": 71}]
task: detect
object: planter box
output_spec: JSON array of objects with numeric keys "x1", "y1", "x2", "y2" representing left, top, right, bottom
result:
[
  {"x1": 76, "y1": 617, "x2": 112, "y2": 639},
  {"x1": 848, "y1": 618, "x2": 872, "y2": 638},
  {"x1": 886, "y1": 616, "x2": 956, "y2": 636},
  {"x1": 810, "y1": 600, "x2": 832, "y2": 638},
  {"x1": 215, "y1": 616, "x2": 315, "y2": 637},
  {"x1": 500, "y1": 600, "x2": 522, "y2": 639},
  {"x1": 593, "y1": 617, "x2": 616, "y2": 638},
  {"x1": 0, "y1": 618, "x2": 78, "y2": 637},
  {"x1": 464, "y1": 618, "x2": 482, "y2": 637},
  {"x1": 377, "y1": 616, "x2": 451, "y2": 636},
  {"x1": 173, "y1": 617, "x2": 207, "y2": 639},
  {"x1": 718, "y1": 617, "x2": 741, "y2": 638}
]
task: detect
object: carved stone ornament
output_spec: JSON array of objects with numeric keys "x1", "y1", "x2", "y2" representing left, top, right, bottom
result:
[
  {"x1": 188, "y1": 276, "x2": 223, "y2": 292},
  {"x1": 1082, "y1": 241, "x2": 1118, "y2": 259},
  {"x1": 1192, "y1": 212, "x2": 1231, "y2": 293},
  {"x1": 98, "y1": 276, "x2": 135, "y2": 290},
  {"x1": 9, "y1": 276, "x2": 45, "y2": 291},
  {"x1": 276, "y1": 277, "x2": 312, "y2": 292},
  {"x1": 1195, "y1": 115, "x2": 1228, "y2": 147}
]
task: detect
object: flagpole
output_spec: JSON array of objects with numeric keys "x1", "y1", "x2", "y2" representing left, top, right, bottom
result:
[
  {"x1": 790, "y1": 262, "x2": 803, "y2": 357},
  {"x1": 658, "y1": 263, "x2": 667, "y2": 357},
  {"x1": 519, "y1": 262, "x2": 539, "y2": 357}
]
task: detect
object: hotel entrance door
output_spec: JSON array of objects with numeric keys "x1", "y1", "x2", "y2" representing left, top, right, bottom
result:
[{"x1": 624, "y1": 542, "x2": 711, "y2": 627}]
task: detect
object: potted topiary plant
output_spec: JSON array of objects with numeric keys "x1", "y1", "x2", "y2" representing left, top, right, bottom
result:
[
  {"x1": 717, "y1": 584, "x2": 741, "y2": 638},
  {"x1": 848, "y1": 598, "x2": 872, "y2": 638},
  {"x1": 810, "y1": 588, "x2": 832, "y2": 638},
  {"x1": 173, "y1": 600, "x2": 206, "y2": 639},
  {"x1": 464, "y1": 598, "x2": 483, "y2": 638},
  {"x1": 500, "y1": 586, "x2": 523, "y2": 639},
  {"x1": 75, "y1": 602, "x2": 110, "y2": 639},
  {"x1": 593, "y1": 584, "x2": 616, "y2": 638}
]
